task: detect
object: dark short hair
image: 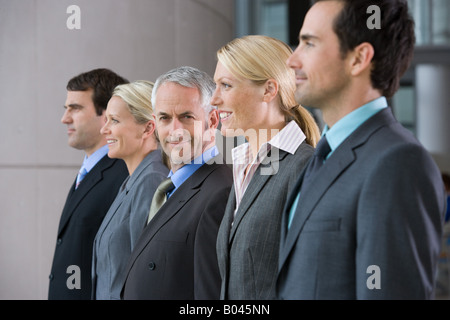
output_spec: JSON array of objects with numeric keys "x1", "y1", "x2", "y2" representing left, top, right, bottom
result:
[
  {"x1": 443, "y1": 173, "x2": 450, "y2": 190},
  {"x1": 66, "y1": 68, "x2": 129, "y2": 115},
  {"x1": 315, "y1": 0, "x2": 415, "y2": 98}
]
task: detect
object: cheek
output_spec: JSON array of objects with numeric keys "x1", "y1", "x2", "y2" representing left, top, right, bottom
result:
[{"x1": 156, "y1": 125, "x2": 168, "y2": 140}]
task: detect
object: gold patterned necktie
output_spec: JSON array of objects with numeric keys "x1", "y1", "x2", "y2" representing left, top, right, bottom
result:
[{"x1": 147, "y1": 178, "x2": 175, "y2": 225}]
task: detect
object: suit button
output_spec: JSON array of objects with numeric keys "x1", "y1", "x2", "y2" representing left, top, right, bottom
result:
[
  {"x1": 57, "y1": 238, "x2": 62, "y2": 245},
  {"x1": 148, "y1": 262, "x2": 156, "y2": 270},
  {"x1": 49, "y1": 274, "x2": 54, "y2": 280}
]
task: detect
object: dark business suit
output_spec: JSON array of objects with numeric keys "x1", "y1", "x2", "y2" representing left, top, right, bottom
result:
[
  {"x1": 277, "y1": 107, "x2": 446, "y2": 299},
  {"x1": 48, "y1": 155, "x2": 128, "y2": 300},
  {"x1": 216, "y1": 142, "x2": 313, "y2": 300},
  {"x1": 121, "y1": 156, "x2": 232, "y2": 300}
]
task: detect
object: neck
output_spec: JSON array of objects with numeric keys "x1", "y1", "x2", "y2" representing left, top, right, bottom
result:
[
  {"x1": 247, "y1": 118, "x2": 285, "y2": 161},
  {"x1": 170, "y1": 140, "x2": 216, "y2": 173},
  {"x1": 321, "y1": 87, "x2": 382, "y2": 128},
  {"x1": 84, "y1": 138, "x2": 107, "y2": 158},
  {"x1": 125, "y1": 139, "x2": 158, "y2": 176}
]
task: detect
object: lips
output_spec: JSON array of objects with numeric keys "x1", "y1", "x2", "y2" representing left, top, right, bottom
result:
[{"x1": 295, "y1": 71, "x2": 307, "y2": 84}]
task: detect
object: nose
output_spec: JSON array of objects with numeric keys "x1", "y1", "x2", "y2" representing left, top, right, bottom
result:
[
  {"x1": 61, "y1": 108, "x2": 72, "y2": 124},
  {"x1": 167, "y1": 118, "x2": 184, "y2": 135},
  {"x1": 210, "y1": 88, "x2": 221, "y2": 107},
  {"x1": 287, "y1": 46, "x2": 302, "y2": 70},
  {"x1": 100, "y1": 120, "x2": 110, "y2": 135}
]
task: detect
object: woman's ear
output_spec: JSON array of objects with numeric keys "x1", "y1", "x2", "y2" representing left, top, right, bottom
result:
[
  {"x1": 143, "y1": 120, "x2": 156, "y2": 137},
  {"x1": 263, "y1": 79, "x2": 279, "y2": 103}
]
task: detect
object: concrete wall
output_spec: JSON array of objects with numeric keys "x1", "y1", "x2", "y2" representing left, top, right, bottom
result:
[{"x1": 0, "y1": 0, "x2": 235, "y2": 300}]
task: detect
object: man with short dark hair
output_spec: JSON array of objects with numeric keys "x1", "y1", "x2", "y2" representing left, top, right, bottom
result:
[
  {"x1": 278, "y1": 0, "x2": 446, "y2": 299},
  {"x1": 48, "y1": 68, "x2": 129, "y2": 300}
]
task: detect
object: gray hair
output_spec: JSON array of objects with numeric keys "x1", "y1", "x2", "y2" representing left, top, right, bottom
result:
[{"x1": 151, "y1": 66, "x2": 216, "y2": 113}]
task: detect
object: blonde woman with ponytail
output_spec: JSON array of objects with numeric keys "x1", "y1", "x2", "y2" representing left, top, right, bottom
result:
[
  {"x1": 212, "y1": 35, "x2": 320, "y2": 300},
  {"x1": 92, "y1": 81, "x2": 169, "y2": 300}
]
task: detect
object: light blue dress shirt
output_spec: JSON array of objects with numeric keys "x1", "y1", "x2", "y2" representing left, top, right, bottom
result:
[
  {"x1": 81, "y1": 144, "x2": 109, "y2": 173},
  {"x1": 167, "y1": 146, "x2": 219, "y2": 198},
  {"x1": 287, "y1": 97, "x2": 388, "y2": 229},
  {"x1": 77, "y1": 145, "x2": 109, "y2": 187}
]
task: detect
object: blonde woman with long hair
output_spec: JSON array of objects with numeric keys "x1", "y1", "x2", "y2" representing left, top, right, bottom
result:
[
  {"x1": 91, "y1": 80, "x2": 169, "y2": 300},
  {"x1": 212, "y1": 35, "x2": 320, "y2": 300}
]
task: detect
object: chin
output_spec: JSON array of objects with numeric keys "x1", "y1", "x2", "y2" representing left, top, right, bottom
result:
[{"x1": 108, "y1": 151, "x2": 119, "y2": 159}]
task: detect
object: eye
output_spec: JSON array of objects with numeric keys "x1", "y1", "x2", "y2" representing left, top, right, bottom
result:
[{"x1": 221, "y1": 82, "x2": 231, "y2": 89}]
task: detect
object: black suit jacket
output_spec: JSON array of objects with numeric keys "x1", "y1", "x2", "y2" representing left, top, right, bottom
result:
[
  {"x1": 121, "y1": 158, "x2": 232, "y2": 300},
  {"x1": 48, "y1": 155, "x2": 128, "y2": 300}
]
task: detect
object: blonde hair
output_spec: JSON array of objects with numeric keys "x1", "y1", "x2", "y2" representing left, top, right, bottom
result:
[
  {"x1": 217, "y1": 35, "x2": 320, "y2": 147},
  {"x1": 113, "y1": 80, "x2": 171, "y2": 169},
  {"x1": 112, "y1": 80, "x2": 155, "y2": 124}
]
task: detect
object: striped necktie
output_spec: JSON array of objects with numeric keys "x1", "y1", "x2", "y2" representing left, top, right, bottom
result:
[{"x1": 75, "y1": 167, "x2": 88, "y2": 189}]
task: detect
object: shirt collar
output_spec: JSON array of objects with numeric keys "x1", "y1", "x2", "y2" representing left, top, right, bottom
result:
[
  {"x1": 168, "y1": 146, "x2": 219, "y2": 190},
  {"x1": 269, "y1": 120, "x2": 306, "y2": 154},
  {"x1": 322, "y1": 96, "x2": 388, "y2": 153},
  {"x1": 232, "y1": 120, "x2": 306, "y2": 165},
  {"x1": 82, "y1": 144, "x2": 109, "y2": 173}
]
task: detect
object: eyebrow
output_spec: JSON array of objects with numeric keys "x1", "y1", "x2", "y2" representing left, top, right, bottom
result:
[
  {"x1": 106, "y1": 112, "x2": 119, "y2": 118},
  {"x1": 157, "y1": 111, "x2": 195, "y2": 117},
  {"x1": 299, "y1": 34, "x2": 319, "y2": 42},
  {"x1": 214, "y1": 76, "x2": 229, "y2": 83},
  {"x1": 64, "y1": 103, "x2": 83, "y2": 109}
]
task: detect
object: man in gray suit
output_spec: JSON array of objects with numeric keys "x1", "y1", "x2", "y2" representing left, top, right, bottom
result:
[{"x1": 277, "y1": 0, "x2": 447, "y2": 299}]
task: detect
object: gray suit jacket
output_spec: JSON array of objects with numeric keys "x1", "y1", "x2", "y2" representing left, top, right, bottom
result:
[
  {"x1": 216, "y1": 142, "x2": 313, "y2": 300},
  {"x1": 277, "y1": 108, "x2": 446, "y2": 300},
  {"x1": 91, "y1": 150, "x2": 168, "y2": 300}
]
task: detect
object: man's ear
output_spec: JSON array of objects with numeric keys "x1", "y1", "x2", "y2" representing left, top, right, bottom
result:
[{"x1": 349, "y1": 42, "x2": 375, "y2": 77}]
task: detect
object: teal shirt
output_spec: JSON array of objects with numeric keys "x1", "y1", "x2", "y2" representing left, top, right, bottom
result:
[{"x1": 287, "y1": 97, "x2": 388, "y2": 229}]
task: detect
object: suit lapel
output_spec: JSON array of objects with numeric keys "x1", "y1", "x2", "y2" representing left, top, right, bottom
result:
[
  {"x1": 218, "y1": 185, "x2": 236, "y2": 248},
  {"x1": 228, "y1": 150, "x2": 289, "y2": 243},
  {"x1": 129, "y1": 160, "x2": 222, "y2": 261},
  {"x1": 279, "y1": 108, "x2": 397, "y2": 268},
  {"x1": 280, "y1": 146, "x2": 356, "y2": 266},
  {"x1": 58, "y1": 156, "x2": 114, "y2": 235}
]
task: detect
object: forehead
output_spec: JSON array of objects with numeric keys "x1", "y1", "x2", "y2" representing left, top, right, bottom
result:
[
  {"x1": 65, "y1": 89, "x2": 94, "y2": 107},
  {"x1": 301, "y1": 1, "x2": 343, "y2": 39},
  {"x1": 214, "y1": 61, "x2": 233, "y2": 79},
  {"x1": 214, "y1": 61, "x2": 256, "y2": 88},
  {"x1": 106, "y1": 96, "x2": 128, "y2": 113},
  {"x1": 154, "y1": 82, "x2": 203, "y2": 113}
]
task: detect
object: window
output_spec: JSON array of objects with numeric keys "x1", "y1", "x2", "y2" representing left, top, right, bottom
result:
[{"x1": 235, "y1": 0, "x2": 289, "y2": 43}]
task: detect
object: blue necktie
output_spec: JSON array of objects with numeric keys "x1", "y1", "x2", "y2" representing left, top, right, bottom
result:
[
  {"x1": 75, "y1": 167, "x2": 88, "y2": 189},
  {"x1": 288, "y1": 136, "x2": 331, "y2": 228}
]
